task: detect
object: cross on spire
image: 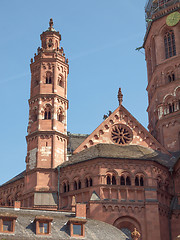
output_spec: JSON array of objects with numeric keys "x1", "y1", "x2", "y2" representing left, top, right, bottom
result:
[{"x1": 49, "y1": 18, "x2": 54, "y2": 30}]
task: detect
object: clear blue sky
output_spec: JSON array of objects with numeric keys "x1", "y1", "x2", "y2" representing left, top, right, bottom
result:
[{"x1": 0, "y1": 0, "x2": 148, "y2": 185}]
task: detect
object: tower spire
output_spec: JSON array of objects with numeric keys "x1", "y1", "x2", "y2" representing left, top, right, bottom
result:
[{"x1": 118, "y1": 88, "x2": 123, "y2": 106}]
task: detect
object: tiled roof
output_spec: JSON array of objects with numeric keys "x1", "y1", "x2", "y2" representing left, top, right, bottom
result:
[
  {"x1": 0, "y1": 171, "x2": 25, "y2": 187},
  {"x1": 67, "y1": 132, "x2": 89, "y2": 154},
  {"x1": 60, "y1": 143, "x2": 174, "y2": 168},
  {"x1": 0, "y1": 207, "x2": 129, "y2": 239}
]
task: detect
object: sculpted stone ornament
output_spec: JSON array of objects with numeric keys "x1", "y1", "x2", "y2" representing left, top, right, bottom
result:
[
  {"x1": 131, "y1": 228, "x2": 141, "y2": 240},
  {"x1": 118, "y1": 88, "x2": 123, "y2": 106}
]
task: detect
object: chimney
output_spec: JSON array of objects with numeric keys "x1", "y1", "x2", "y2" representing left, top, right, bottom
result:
[
  {"x1": 76, "y1": 203, "x2": 86, "y2": 219},
  {"x1": 14, "y1": 201, "x2": 21, "y2": 210}
]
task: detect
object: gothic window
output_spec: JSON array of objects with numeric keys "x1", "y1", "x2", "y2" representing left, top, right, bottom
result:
[
  {"x1": 74, "y1": 181, "x2": 77, "y2": 190},
  {"x1": 46, "y1": 72, "x2": 52, "y2": 84},
  {"x1": 107, "y1": 176, "x2": 111, "y2": 185},
  {"x1": 126, "y1": 176, "x2": 131, "y2": 186},
  {"x1": 111, "y1": 124, "x2": 133, "y2": 145},
  {"x1": 120, "y1": 176, "x2": 125, "y2": 186},
  {"x1": 164, "y1": 30, "x2": 176, "y2": 59},
  {"x1": 112, "y1": 176, "x2": 116, "y2": 185},
  {"x1": 78, "y1": 181, "x2": 81, "y2": 189}
]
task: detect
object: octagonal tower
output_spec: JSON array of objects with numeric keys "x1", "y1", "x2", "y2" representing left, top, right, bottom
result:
[
  {"x1": 23, "y1": 19, "x2": 69, "y2": 207},
  {"x1": 144, "y1": 0, "x2": 180, "y2": 153}
]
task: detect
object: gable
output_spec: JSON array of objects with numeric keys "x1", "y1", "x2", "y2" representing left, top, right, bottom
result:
[{"x1": 73, "y1": 105, "x2": 170, "y2": 155}]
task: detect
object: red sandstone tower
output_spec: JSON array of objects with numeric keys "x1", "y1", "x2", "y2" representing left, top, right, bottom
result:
[
  {"x1": 23, "y1": 19, "x2": 69, "y2": 207},
  {"x1": 144, "y1": 0, "x2": 180, "y2": 153}
]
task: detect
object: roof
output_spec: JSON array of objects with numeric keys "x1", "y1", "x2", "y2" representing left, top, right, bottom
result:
[
  {"x1": 67, "y1": 132, "x2": 89, "y2": 154},
  {"x1": 0, "y1": 170, "x2": 25, "y2": 187},
  {"x1": 0, "y1": 207, "x2": 130, "y2": 240},
  {"x1": 60, "y1": 143, "x2": 175, "y2": 168}
]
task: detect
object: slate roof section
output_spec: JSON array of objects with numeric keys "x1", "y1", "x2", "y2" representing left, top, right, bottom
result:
[
  {"x1": 0, "y1": 207, "x2": 129, "y2": 240},
  {"x1": 60, "y1": 143, "x2": 175, "y2": 168},
  {"x1": 0, "y1": 171, "x2": 25, "y2": 187},
  {"x1": 67, "y1": 132, "x2": 89, "y2": 154}
]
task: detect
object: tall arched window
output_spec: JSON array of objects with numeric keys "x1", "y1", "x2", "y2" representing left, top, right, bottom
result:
[
  {"x1": 63, "y1": 183, "x2": 66, "y2": 193},
  {"x1": 85, "y1": 178, "x2": 88, "y2": 187},
  {"x1": 140, "y1": 177, "x2": 144, "y2": 186},
  {"x1": 135, "y1": 176, "x2": 139, "y2": 186},
  {"x1": 164, "y1": 30, "x2": 176, "y2": 59},
  {"x1": 112, "y1": 176, "x2": 116, "y2": 185},
  {"x1": 44, "y1": 105, "x2": 52, "y2": 120},
  {"x1": 78, "y1": 181, "x2": 81, "y2": 189},
  {"x1": 120, "y1": 176, "x2": 125, "y2": 185},
  {"x1": 74, "y1": 181, "x2": 77, "y2": 190},
  {"x1": 126, "y1": 176, "x2": 131, "y2": 186},
  {"x1": 89, "y1": 178, "x2": 93, "y2": 186},
  {"x1": 107, "y1": 176, "x2": 111, "y2": 185}
]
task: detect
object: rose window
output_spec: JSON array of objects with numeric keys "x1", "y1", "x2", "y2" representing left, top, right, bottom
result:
[{"x1": 111, "y1": 124, "x2": 133, "y2": 145}]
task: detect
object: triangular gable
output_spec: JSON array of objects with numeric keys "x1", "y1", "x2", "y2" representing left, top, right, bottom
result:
[{"x1": 74, "y1": 105, "x2": 170, "y2": 155}]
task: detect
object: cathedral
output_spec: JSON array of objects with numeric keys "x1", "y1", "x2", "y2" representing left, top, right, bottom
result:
[{"x1": 0, "y1": 0, "x2": 180, "y2": 239}]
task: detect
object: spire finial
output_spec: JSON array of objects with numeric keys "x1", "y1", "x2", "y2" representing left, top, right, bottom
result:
[
  {"x1": 49, "y1": 18, "x2": 53, "y2": 29},
  {"x1": 118, "y1": 88, "x2": 123, "y2": 106}
]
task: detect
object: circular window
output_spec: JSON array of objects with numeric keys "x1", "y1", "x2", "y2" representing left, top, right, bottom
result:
[{"x1": 111, "y1": 124, "x2": 133, "y2": 145}]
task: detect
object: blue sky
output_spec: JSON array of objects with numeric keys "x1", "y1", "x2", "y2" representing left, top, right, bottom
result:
[{"x1": 0, "y1": 0, "x2": 148, "y2": 185}]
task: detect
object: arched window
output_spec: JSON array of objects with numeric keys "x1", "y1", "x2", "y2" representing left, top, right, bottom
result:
[
  {"x1": 44, "y1": 111, "x2": 51, "y2": 119},
  {"x1": 169, "y1": 103, "x2": 175, "y2": 113},
  {"x1": 89, "y1": 178, "x2": 93, "y2": 186},
  {"x1": 112, "y1": 176, "x2": 116, "y2": 185},
  {"x1": 85, "y1": 178, "x2": 88, "y2": 187},
  {"x1": 44, "y1": 105, "x2": 52, "y2": 120},
  {"x1": 46, "y1": 72, "x2": 52, "y2": 84},
  {"x1": 168, "y1": 73, "x2": 175, "y2": 82},
  {"x1": 140, "y1": 177, "x2": 144, "y2": 186},
  {"x1": 135, "y1": 176, "x2": 139, "y2": 186},
  {"x1": 63, "y1": 183, "x2": 66, "y2": 193},
  {"x1": 120, "y1": 176, "x2": 125, "y2": 186},
  {"x1": 74, "y1": 181, "x2": 77, "y2": 190},
  {"x1": 126, "y1": 176, "x2": 131, "y2": 186},
  {"x1": 107, "y1": 176, "x2": 111, "y2": 185},
  {"x1": 78, "y1": 181, "x2": 81, "y2": 189},
  {"x1": 164, "y1": 30, "x2": 176, "y2": 59}
]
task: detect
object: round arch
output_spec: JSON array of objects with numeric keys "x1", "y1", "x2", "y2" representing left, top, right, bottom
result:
[{"x1": 113, "y1": 216, "x2": 141, "y2": 237}]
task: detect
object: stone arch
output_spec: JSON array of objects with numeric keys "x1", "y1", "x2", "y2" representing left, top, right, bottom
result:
[{"x1": 113, "y1": 216, "x2": 141, "y2": 238}]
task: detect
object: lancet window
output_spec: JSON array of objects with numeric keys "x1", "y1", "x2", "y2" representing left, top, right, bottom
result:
[{"x1": 164, "y1": 30, "x2": 176, "y2": 59}]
